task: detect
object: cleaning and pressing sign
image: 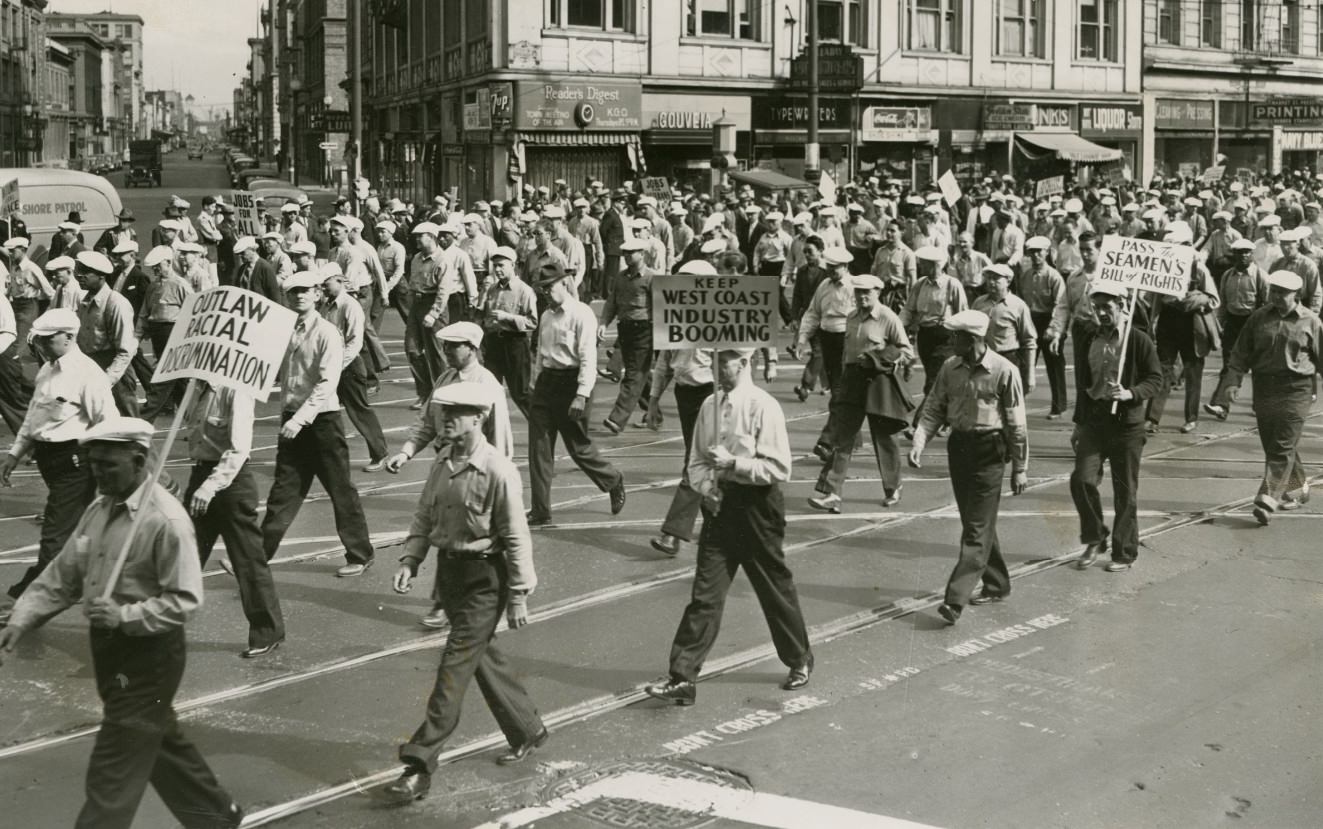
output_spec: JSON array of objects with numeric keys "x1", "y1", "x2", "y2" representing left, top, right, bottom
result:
[
  {"x1": 152, "y1": 286, "x2": 297, "y2": 401},
  {"x1": 652, "y1": 274, "x2": 777, "y2": 350},
  {"x1": 1095, "y1": 235, "x2": 1193, "y2": 298}
]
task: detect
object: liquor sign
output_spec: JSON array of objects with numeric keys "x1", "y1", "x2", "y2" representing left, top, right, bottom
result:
[
  {"x1": 861, "y1": 106, "x2": 932, "y2": 142},
  {"x1": 1080, "y1": 104, "x2": 1142, "y2": 134},
  {"x1": 983, "y1": 103, "x2": 1035, "y2": 131},
  {"x1": 789, "y1": 44, "x2": 864, "y2": 93}
]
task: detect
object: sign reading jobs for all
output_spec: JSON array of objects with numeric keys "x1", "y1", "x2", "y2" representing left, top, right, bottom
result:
[
  {"x1": 152, "y1": 287, "x2": 297, "y2": 402},
  {"x1": 1095, "y1": 236, "x2": 1194, "y2": 299},
  {"x1": 229, "y1": 190, "x2": 264, "y2": 237},
  {"x1": 651, "y1": 274, "x2": 777, "y2": 350}
]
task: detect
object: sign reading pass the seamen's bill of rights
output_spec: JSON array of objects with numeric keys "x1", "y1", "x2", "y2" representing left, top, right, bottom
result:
[
  {"x1": 651, "y1": 274, "x2": 777, "y2": 350},
  {"x1": 1095, "y1": 235, "x2": 1193, "y2": 298},
  {"x1": 152, "y1": 286, "x2": 297, "y2": 401}
]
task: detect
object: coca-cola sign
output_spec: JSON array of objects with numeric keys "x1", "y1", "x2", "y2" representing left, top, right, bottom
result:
[{"x1": 862, "y1": 106, "x2": 932, "y2": 143}]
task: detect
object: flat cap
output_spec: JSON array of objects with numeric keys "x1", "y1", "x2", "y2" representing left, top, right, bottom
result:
[
  {"x1": 1025, "y1": 236, "x2": 1052, "y2": 251},
  {"x1": 1258, "y1": 214, "x2": 1282, "y2": 227},
  {"x1": 287, "y1": 240, "x2": 318, "y2": 257},
  {"x1": 157, "y1": 219, "x2": 182, "y2": 232},
  {"x1": 462, "y1": 212, "x2": 484, "y2": 224},
  {"x1": 915, "y1": 245, "x2": 947, "y2": 263},
  {"x1": 1278, "y1": 227, "x2": 1304, "y2": 242},
  {"x1": 412, "y1": 221, "x2": 441, "y2": 236},
  {"x1": 1268, "y1": 270, "x2": 1304, "y2": 292},
  {"x1": 542, "y1": 205, "x2": 566, "y2": 220},
  {"x1": 284, "y1": 270, "x2": 326, "y2": 290},
  {"x1": 700, "y1": 237, "x2": 728, "y2": 254},
  {"x1": 2, "y1": 236, "x2": 29, "y2": 249},
  {"x1": 678, "y1": 260, "x2": 717, "y2": 275},
  {"x1": 437, "y1": 220, "x2": 464, "y2": 236},
  {"x1": 75, "y1": 251, "x2": 114, "y2": 275},
  {"x1": 430, "y1": 380, "x2": 495, "y2": 410},
  {"x1": 177, "y1": 241, "x2": 205, "y2": 254},
  {"x1": 982, "y1": 263, "x2": 1015, "y2": 280},
  {"x1": 1121, "y1": 203, "x2": 1140, "y2": 212},
  {"x1": 1089, "y1": 281, "x2": 1129, "y2": 299},
  {"x1": 573, "y1": 197, "x2": 590, "y2": 208},
  {"x1": 375, "y1": 219, "x2": 397, "y2": 235},
  {"x1": 330, "y1": 215, "x2": 364, "y2": 231},
  {"x1": 822, "y1": 248, "x2": 854, "y2": 266},
  {"x1": 1141, "y1": 208, "x2": 1165, "y2": 221},
  {"x1": 31, "y1": 308, "x2": 81, "y2": 336},
  {"x1": 142, "y1": 245, "x2": 176, "y2": 268},
  {"x1": 850, "y1": 274, "x2": 885, "y2": 292},
  {"x1": 791, "y1": 212, "x2": 814, "y2": 226},
  {"x1": 1163, "y1": 222, "x2": 1194, "y2": 244},
  {"x1": 387, "y1": 198, "x2": 408, "y2": 212},
  {"x1": 44, "y1": 255, "x2": 76, "y2": 272},
  {"x1": 621, "y1": 237, "x2": 649, "y2": 252},
  {"x1": 1230, "y1": 239, "x2": 1256, "y2": 251},
  {"x1": 701, "y1": 214, "x2": 726, "y2": 233},
  {"x1": 435, "y1": 321, "x2": 484, "y2": 347},
  {"x1": 630, "y1": 217, "x2": 653, "y2": 231},
  {"x1": 491, "y1": 246, "x2": 517, "y2": 261},
  {"x1": 58, "y1": 220, "x2": 81, "y2": 232},
  {"x1": 536, "y1": 260, "x2": 570, "y2": 286},
  {"x1": 280, "y1": 202, "x2": 300, "y2": 213},
  {"x1": 79, "y1": 416, "x2": 155, "y2": 448},
  {"x1": 942, "y1": 309, "x2": 990, "y2": 337},
  {"x1": 261, "y1": 231, "x2": 284, "y2": 242},
  {"x1": 1064, "y1": 198, "x2": 1084, "y2": 213},
  {"x1": 232, "y1": 236, "x2": 258, "y2": 254},
  {"x1": 1211, "y1": 210, "x2": 1232, "y2": 221}
]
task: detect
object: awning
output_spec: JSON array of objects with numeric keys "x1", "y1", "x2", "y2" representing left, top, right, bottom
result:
[
  {"x1": 1014, "y1": 132, "x2": 1122, "y2": 163},
  {"x1": 514, "y1": 131, "x2": 640, "y2": 147},
  {"x1": 727, "y1": 168, "x2": 814, "y2": 191}
]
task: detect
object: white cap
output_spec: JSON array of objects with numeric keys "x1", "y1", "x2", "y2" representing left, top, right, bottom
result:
[
  {"x1": 412, "y1": 221, "x2": 441, "y2": 236},
  {"x1": 2, "y1": 236, "x2": 29, "y2": 250},
  {"x1": 943, "y1": 310, "x2": 990, "y2": 336},
  {"x1": 430, "y1": 380, "x2": 495, "y2": 410},
  {"x1": 822, "y1": 248, "x2": 853, "y2": 266},
  {"x1": 1025, "y1": 236, "x2": 1052, "y2": 251},
  {"x1": 542, "y1": 205, "x2": 566, "y2": 220},
  {"x1": 157, "y1": 219, "x2": 182, "y2": 232},
  {"x1": 375, "y1": 219, "x2": 397, "y2": 235},
  {"x1": 677, "y1": 260, "x2": 717, "y2": 275},
  {"x1": 79, "y1": 416, "x2": 155, "y2": 448},
  {"x1": 915, "y1": 245, "x2": 946, "y2": 263},
  {"x1": 436, "y1": 321, "x2": 484, "y2": 347},
  {"x1": 75, "y1": 251, "x2": 114, "y2": 274},
  {"x1": 621, "y1": 238, "x2": 649, "y2": 252},
  {"x1": 1230, "y1": 239, "x2": 1256, "y2": 251},
  {"x1": 44, "y1": 255, "x2": 76, "y2": 271},
  {"x1": 284, "y1": 270, "x2": 326, "y2": 290},
  {"x1": 701, "y1": 214, "x2": 725, "y2": 233},
  {"x1": 1258, "y1": 214, "x2": 1282, "y2": 228},
  {"x1": 462, "y1": 212, "x2": 483, "y2": 224},
  {"x1": 31, "y1": 308, "x2": 81, "y2": 336},
  {"x1": 232, "y1": 236, "x2": 258, "y2": 254},
  {"x1": 1064, "y1": 198, "x2": 1084, "y2": 213},
  {"x1": 287, "y1": 240, "x2": 318, "y2": 257},
  {"x1": 491, "y1": 246, "x2": 517, "y2": 261},
  {"x1": 700, "y1": 237, "x2": 728, "y2": 254},
  {"x1": 177, "y1": 241, "x2": 204, "y2": 254},
  {"x1": 58, "y1": 221, "x2": 81, "y2": 232},
  {"x1": 280, "y1": 202, "x2": 300, "y2": 213},
  {"x1": 1268, "y1": 270, "x2": 1304, "y2": 292},
  {"x1": 142, "y1": 245, "x2": 176, "y2": 268}
]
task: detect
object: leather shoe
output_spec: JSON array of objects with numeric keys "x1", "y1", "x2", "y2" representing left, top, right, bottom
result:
[
  {"x1": 807, "y1": 493, "x2": 842, "y2": 514},
  {"x1": 240, "y1": 640, "x2": 282, "y2": 659},
  {"x1": 645, "y1": 678, "x2": 696, "y2": 706},
  {"x1": 526, "y1": 511, "x2": 553, "y2": 527},
  {"x1": 496, "y1": 726, "x2": 549, "y2": 765},
  {"x1": 882, "y1": 486, "x2": 902, "y2": 507},
  {"x1": 221, "y1": 802, "x2": 244, "y2": 829},
  {"x1": 420, "y1": 607, "x2": 447, "y2": 629},
  {"x1": 782, "y1": 653, "x2": 814, "y2": 691},
  {"x1": 217, "y1": 557, "x2": 236, "y2": 577},
  {"x1": 1180, "y1": 421, "x2": 1198, "y2": 434},
  {"x1": 1252, "y1": 506, "x2": 1271, "y2": 526},
  {"x1": 811, "y1": 442, "x2": 833, "y2": 463},
  {"x1": 794, "y1": 385, "x2": 809, "y2": 402},
  {"x1": 609, "y1": 479, "x2": 627, "y2": 514},
  {"x1": 650, "y1": 534, "x2": 680, "y2": 556},
  {"x1": 1076, "y1": 539, "x2": 1106, "y2": 570},
  {"x1": 1203, "y1": 402, "x2": 1228, "y2": 421},
  {"x1": 969, "y1": 593, "x2": 1006, "y2": 605},
  {"x1": 336, "y1": 560, "x2": 374, "y2": 578},
  {"x1": 938, "y1": 603, "x2": 961, "y2": 625},
  {"x1": 1104, "y1": 561, "x2": 1132, "y2": 573},
  {"x1": 602, "y1": 417, "x2": 623, "y2": 435},
  {"x1": 382, "y1": 768, "x2": 431, "y2": 803}
]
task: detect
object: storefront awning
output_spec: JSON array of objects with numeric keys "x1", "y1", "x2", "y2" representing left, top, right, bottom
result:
[
  {"x1": 514, "y1": 131, "x2": 640, "y2": 147},
  {"x1": 1015, "y1": 132, "x2": 1122, "y2": 163},
  {"x1": 727, "y1": 168, "x2": 814, "y2": 191}
]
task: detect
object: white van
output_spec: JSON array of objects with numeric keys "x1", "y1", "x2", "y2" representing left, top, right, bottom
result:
[{"x1": 0, "y1": 168, "x2": 124, "y2": 261}]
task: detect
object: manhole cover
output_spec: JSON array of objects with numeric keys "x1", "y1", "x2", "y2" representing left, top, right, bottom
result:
[{"x1": 542, "y1": 758, "x2": 752, "y2": 829}]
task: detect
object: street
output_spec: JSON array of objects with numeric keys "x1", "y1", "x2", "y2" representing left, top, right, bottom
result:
[{"x1": 1, "y1": 152, "x2": 1320, "y2": 828}]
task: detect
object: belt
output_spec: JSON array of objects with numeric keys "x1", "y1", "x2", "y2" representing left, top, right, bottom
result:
[{"x1": 439, "y1": 549, "x2": 496, "y2": 561}]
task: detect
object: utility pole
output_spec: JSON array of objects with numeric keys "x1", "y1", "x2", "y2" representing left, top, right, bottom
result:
[
  {"x1": 349, "y1": 0, "x2": 363, "y2": 187},
  {"x1": 804, "y1": 1, "x2": 820, "y2": 183}
]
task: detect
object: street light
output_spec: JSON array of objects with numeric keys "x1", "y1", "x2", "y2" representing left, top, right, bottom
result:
[
  {"x1": 323, "y1": 95, "x2": 333, "y2": 187},
  {"x1": 288, "y1": 77, "x2": 303, "y2": 186}
]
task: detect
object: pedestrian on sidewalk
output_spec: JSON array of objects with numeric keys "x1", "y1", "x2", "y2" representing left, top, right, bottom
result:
[
  {"x1": 909, "y1": 309, "x2": 1029, "y2": 626},
  {"x1": 1069, "y1": 283, "x2": 1164, "y2": 574},
  {"x1": 260, "y1": 270, "x2": 376, "y2": 577},
  {"x1": 645, "y1": 348, "x2": 813, "y2": 706},
  {"x1": 1212, "y1": 270, "x2": 1323, "y2": 525},
  {"x1": 382, "y1": 382, "x2": 547, "y2": 804},
  {"x1": 0, "y1": 417, "x2": 244, "y2": 829}
]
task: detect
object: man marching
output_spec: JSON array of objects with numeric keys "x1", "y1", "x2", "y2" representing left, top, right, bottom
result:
[
  {"x1": 479, "y1": 246, "x2": 538, "y2": 417},
  {"x1": 382, "y1": 382, "x2": 547, "y2": 804},
  {"x1": 600, "y1": 237, "x2": 655, "y2": 435},
  {"x1": 1069, "y1": 283, "x2": 1165, "y2": 573},
  {"x1": 909, "y1": 310, "x2": 1029, "y2": 625},
  {"x1": 646, "y1": 348, "x2": 813, "y2": 706}
]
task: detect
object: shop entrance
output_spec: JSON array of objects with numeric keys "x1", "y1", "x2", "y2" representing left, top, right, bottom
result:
[{"x1": 524, "y1": 147, "x2": 628, "y2": 191}]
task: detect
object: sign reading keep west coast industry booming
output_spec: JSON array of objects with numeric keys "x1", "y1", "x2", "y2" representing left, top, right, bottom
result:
[
  {"x1": 652, "y1": 274, "x2": 776, "y2": 350},
  {"x1": 153, "y1": 287, "x2": 297, "y2": 401},
  {"x1": 1095, "y1": 236, "x2": 1193, "y2": 298}
]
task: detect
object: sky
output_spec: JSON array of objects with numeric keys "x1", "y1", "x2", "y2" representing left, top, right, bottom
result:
[{"x1": 49, "y1": 0, "x2": 264, "y2": 119}]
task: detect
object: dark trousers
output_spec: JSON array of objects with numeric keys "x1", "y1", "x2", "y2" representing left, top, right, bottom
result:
[
  {"x1": 87, "y1": 349, "x2": 141, "y2": 417},
  {"x1": 798, "y1": 334, "x2": 824, "y2": 392},
  {"x1": 603, "y1": 254, "x2": 622, "y2": 295},
  {"x1": 819, "y1": 400, "x2": 904, "y2": 497},
  {"x1": 484, "y1": 332, "x2": 531, "y2": 417},
  {"x1": 660, "y1": 382, "x2": 713, "y2": 542},
  {"x1": 142, "y1": 321, "x2": 186, "y2": 419},
  {"x1": 261, "y1": 411, "x2": 375, "y2": 565},
  {"x1": 1070, "y1": 321, "x2": 1097, "y2": 403},
  {"x1": 528, "y1": 369, "x2": 622, "y2": 520},
  {"x1": 914, "y1": 326, "x2": 954, "y2": 427},
  {"x1": 1252, "y1": 374, "x2": 1312, "y2": 511},
  {"x1": 8, "y1": 441, "x2": 98, "y2": 600},
  {"x1": 77, "y1": 628, "x2": 234, "y2": 829},
  {"x1": 355, "y1": 285, "x2": 391, "y2": 381},
  {"x1": 667, "y1": 484, "x2": 811, "y2": 683},
  {"x1": 1209, "y1": 314, "x2": 1251, "y2": 410},
  {"x1": 1031, "y1": 311, "x2": 1068, "y2": 414},
  {"x1": 406, "y1": 290, "x2": 442, "y2": 399},
  {"x1": 607, "y1": 319, "x2": 653, "y2": 428},
  {"x1": 944, "y1": 431, "x2": 1012, "y2": 607},
  {"x1": 847, "y1": 247, "x2": 872, "y2": 275},
  {"x1": 337, "y1": 355, "x2": 389, "y2": 462},
  {"x1": 399, "y1": 557, "x2": 543, "y2": 774},
  {"x1": 186, "y1": 462, "x2": 285, "y2": 648},
  {"x1": 813, "y1": 330, "x2": 848, "y2": 450},
  {"x1": 0, "y1": 344, "x2": 33, "y2": 435},
  {"x1": 1070, "y1": 420, "x2": 1146, "y2": 564},
  {"x1": 1150, "y1": 317, "x2": 1204, "y2": 425}
]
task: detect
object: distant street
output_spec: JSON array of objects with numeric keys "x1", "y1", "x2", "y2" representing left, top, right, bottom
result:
[{"x1": 1, "y1": 152, "x2": 1320, "y2": 828}]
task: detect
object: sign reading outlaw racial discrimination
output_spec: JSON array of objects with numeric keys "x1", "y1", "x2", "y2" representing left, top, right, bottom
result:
[
  {"x1": 651, "y1": 274, "x2": 776, "y2": 350},
  {"x1": 1095, "y1": 236, "x2": 1194, "y2": 298},
  {"x1": 152, "y1": 286, "x2": 297, "y2": 401}
]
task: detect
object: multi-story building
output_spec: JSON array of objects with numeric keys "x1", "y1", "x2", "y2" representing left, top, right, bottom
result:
[
  {"x1": 279, "y1": 0, "x2": 350, "y2": 187},
  {"x1": 346, "y1": 0, "x2": 1143, "y2": 205},
  {"x1": 0, "y1": 0, "x2": 48, "y2": 167},
  {"x1": 46, "y1": 11, "x2": 144, "y2": 148},
  {"x1": 42, "y1": 36, "x2": 74, "y2": 166},
  {"x1": 1142, "y1": 0, "x2": 1323, "y2": 180},
  {"x1": 248, "y1": 34, "x2": 274, "y2": 160},
  {"x1": 47, "y1": 24, "x2": 109, "y2": 162}
]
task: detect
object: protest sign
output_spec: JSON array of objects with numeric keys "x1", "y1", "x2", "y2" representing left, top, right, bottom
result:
[
  {"x1": 1035, "y1": 175, "x2": 1065, "y2": 199},
  {"x1": 651, "y1": 274, "x2": 777, "y2": 350},
  {"x1": 938, "y1": 169, "x2": 962, "y2": 207},
  {"x1": 1, "y1": 179, "x2": 18, "y2": 218},
  {"x1": 818, "y1": 171, "x2": 837, "y2": 206},
  {"x1": 1202, "y1": 165, "x2": 1225, "y2": 183},
  {"x1": 640, "y1": 176, "x2": 673, "y2": 203},
  {"x1": 229, "y1": 190, "x2": 263, "y2": 236},
  {"x1": 1095, "y1": 236, "x2": 1193, "y2": 299},
  {"x1": 152, "y1": 286, "x2": 297, "y2": 401}
]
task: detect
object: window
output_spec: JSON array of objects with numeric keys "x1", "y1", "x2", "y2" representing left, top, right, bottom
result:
[
  {"x1": 1201, "y1": 0, "x2": 1222, "y2": 47},
  {"x1": 1241, "y1": 0, "x2": 1257, "y2": 49},
  {"x1": 1281, "y1": 0, "x2": 1300, "y2": 53},
  {"x1": 685, "y1": 0, "x2": 757, "y2": 39},
  {"x1": 997, "y1": 0, "x2": 1045, "y2": 57},
  {"x1": 1158, "y1": 0, "x2": 1181, "y2": 44},
  {"x1": 1078, "y1": 0, "x2": 1118, "y2": 60},
  {"x1": 818, "y1": 0, "x2": 865, "y2": 45},
  {"x1": 466, "y1": 0, "x2": 487, "y2": 39},
  {"x1": 117, "y1": 23, "x2": 132, "y2": 38},
  {"x1": 907, "y1": 0, "x2": 962, "y2": 53},
  {"x1": 548, "y1": 0, "x2": 634, "y2": 31}
]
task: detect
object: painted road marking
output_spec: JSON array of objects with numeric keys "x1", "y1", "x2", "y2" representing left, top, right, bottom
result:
[{"x1": 469, "y1": 771, "x2": 944, "y2": 829}]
